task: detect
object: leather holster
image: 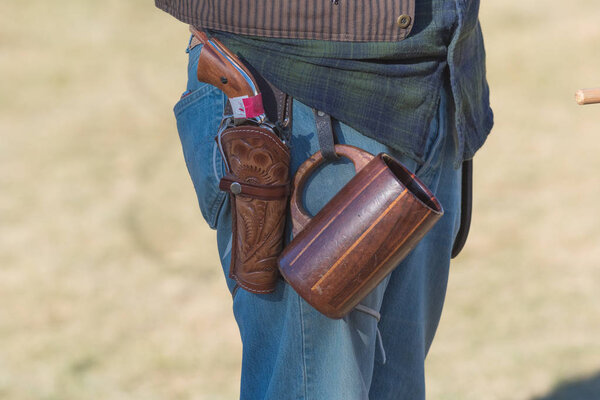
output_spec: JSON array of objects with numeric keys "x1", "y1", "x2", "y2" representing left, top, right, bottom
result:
[{"x1": 218, "y1": 125, "x2": 291, "y2": 294}]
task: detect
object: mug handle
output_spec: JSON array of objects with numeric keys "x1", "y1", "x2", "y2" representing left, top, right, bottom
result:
[{"x1": 290, "y1": 144, "x2": 374, "y2": 236}]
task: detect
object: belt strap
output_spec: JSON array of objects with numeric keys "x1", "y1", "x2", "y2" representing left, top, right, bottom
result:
[
  {"x1": 220, "y1": 174, "x2": 290, "y2": 200},
  {"x1": 221, "y1": 70, "x2": 292, "y2": 131},
  {"x1": 314, "y1": 109, "x2": 339, "y2": 161},
  {"x1": 451, "y1": 159, "x2": 472, "y2": 258}
]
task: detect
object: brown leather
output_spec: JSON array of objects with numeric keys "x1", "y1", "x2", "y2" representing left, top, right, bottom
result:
[
  {"x1": 279, "y1": 145, "x2": 443, "y2": 318},
  {"x1": 239, "y1": 60, "x2": 293, "y2": 129},
  {"x1": 289, "y1": 145, "x2": 373, "y2": 237},
  {"x1": 219, "y1": 174, "x2": 289, "y2": 200},
  {"x1": 219, "y1": 125, "x2": 291, "y2": 294},
  {"x1": 263, "y1": 79, "x2": 293, "y2": 129},
  {"x1": 313, "y1": 109, "x2": 338, "y2": 161}
]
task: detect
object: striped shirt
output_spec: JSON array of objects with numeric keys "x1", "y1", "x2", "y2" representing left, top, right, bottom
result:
[{"x1": 155, "y1": 0, "x2": 415, "y2": 42}]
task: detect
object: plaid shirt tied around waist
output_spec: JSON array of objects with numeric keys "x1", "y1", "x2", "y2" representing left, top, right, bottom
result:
[{"x1": 156, "y1": 0, "x2": 493, "y2": 163}]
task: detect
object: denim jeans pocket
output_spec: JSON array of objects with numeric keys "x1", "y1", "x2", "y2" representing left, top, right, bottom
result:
[{"x1": 174, "y1": 63, "x2": 227, "y2": 229}]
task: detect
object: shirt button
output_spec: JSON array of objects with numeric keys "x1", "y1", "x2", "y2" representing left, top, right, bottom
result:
[{"x1": 397, "y1": 14, "x2": 412, "y2": 29}]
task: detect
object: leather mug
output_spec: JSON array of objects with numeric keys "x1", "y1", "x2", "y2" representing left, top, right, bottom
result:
[{"x1": 278, "y1": 145, "x2": 444, "y2": 319}]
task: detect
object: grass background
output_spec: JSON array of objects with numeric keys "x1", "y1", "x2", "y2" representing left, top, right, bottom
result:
[{"x1": 1, "y1": 0, "x2": 599, "y2": 399}]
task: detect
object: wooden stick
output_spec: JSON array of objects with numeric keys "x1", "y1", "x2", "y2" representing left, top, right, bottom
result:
[{"x1": 575, "y1": 88, "x2": 600, "y2": 105}]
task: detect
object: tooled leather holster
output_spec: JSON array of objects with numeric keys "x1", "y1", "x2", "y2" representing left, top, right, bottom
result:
[
  {"x1": 218, "y1": 123, "x2": 290, "y2": 294},
  {"x1": 218, "y1": 90, "x2": 292, "y2": 294},
  {"x1": 192, "y1": 27, "x2": 293, "y2": 294}
]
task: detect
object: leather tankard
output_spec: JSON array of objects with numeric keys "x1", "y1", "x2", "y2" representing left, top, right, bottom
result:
[{"x1": 279, "y1": 145, "x2": 443, "y2": 318}]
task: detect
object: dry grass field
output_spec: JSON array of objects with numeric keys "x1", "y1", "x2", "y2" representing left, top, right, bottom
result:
[{"x1": 1, "y1": 0, "x2": 600, "y2": 399}]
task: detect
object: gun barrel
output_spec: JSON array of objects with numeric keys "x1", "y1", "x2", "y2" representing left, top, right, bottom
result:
[{"x1": 575, "y1": 88, "x2": 600, "y2": 105}]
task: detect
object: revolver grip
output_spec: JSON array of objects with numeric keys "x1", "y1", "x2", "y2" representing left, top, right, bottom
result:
[{"x1": 192, "y1": 28, "x2": 259, "y2": 100}]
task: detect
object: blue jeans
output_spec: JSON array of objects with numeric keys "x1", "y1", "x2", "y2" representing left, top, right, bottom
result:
[{"x1": 174, "y1": 42, "x2": 462, "y2": 400}]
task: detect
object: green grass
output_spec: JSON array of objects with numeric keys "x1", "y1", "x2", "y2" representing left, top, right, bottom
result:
[{"x1": 1, "y1": 1, "x2": 599, "y2": 399}]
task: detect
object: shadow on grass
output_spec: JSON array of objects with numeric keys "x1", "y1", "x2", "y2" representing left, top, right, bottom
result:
[{"x1": 532, "y1": 372, "x2": 600, "y2": 400}]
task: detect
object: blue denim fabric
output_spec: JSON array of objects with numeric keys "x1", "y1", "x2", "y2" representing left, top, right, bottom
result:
[
  {"x1": 174, "y1": 42, "x2": 461, "y2": 399},
  {"x1": 174, "y1": 43, "x2": 228, "y2": 229}
]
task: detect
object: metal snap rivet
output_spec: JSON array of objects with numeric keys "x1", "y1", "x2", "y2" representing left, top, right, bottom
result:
[
  {"x1": 397, "y1": 14, "x2": 412, "y2": 29},
  {"x1": 317, "y1": 110, "x2": 325, "y2": 117},
  {"x1": 230, "y1": 182, "x2": 242, "y2": 195}
]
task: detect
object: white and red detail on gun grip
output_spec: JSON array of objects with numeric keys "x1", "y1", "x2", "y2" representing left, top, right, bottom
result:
[{"x1": 229, "y1": 94, "x2": 265, "y2": 119}]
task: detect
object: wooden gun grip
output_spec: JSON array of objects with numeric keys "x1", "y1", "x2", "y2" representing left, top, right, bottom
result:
[{"x1": 192, "y1": 28, "x2": 258, "y2": 100}]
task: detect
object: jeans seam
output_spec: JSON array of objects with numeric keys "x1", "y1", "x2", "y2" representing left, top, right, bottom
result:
[
  {"x1": 205, "y1": 96, "x2": 227, "y2": 228},
  {"x1": 231, "y1": 284, "x2": 239, "y2": 299},
  {"x1": 207, "y1": 148, "x2": 226, "y2": 228},
  {"x1": 299, "y1": 297, "x2": 308, "y2": 400}
]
